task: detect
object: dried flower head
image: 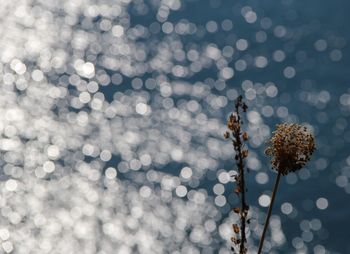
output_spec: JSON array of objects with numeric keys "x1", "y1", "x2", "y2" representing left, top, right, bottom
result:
[{"x1": 265, "y1": 123, "x2": 316, "y2": 175}]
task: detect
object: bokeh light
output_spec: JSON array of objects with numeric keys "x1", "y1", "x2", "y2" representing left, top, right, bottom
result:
[{"x1": 0, "y1": 0, "x2": 348, "y2": 253}]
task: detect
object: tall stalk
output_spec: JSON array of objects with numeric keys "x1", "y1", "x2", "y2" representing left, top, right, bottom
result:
[
  {"x1": 257, "y1": 170, "x2": 282, "y2": 254},
  {"x1": 225, "y1": 95, "x2": 249, "y2": 254}
]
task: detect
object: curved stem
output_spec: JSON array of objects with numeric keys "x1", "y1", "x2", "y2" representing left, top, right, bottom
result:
[{"x1": 257, "y1": 171, "x2": 282, "y2": 254}]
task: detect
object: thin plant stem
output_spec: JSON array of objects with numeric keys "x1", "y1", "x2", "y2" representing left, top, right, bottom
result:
[
  {"x1": 239, "y1": 151, "x2": 246, "y2": 254},
  {"x1": 234, "y1": 105, "x2": 247, "y2": 254},
  {"x1": 257, "y1": 170, "x2": 282, "y2": 254}
]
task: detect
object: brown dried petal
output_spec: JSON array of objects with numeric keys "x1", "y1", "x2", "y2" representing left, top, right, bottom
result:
[
  {"x1": 242, "y1": 132, "x2": 248, "y2": 141},
  {"x1": 232, "y1": 224, "x2": 240, "y2": 234},
  {"x1": 224, "y1": 131, "x2": 230, "y2": 139},
  {"x1": 233, "y1": 207, "x2": 240, "y2": 213}
]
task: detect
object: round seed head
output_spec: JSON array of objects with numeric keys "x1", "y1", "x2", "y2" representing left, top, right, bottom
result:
[{"x1": 265, "y1": 123, "x2": 316, "y2": 175}]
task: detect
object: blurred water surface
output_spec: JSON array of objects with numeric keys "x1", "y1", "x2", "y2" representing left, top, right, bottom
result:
[{"x1": 0, "y1": 0, "x2": 349, "y2": 253}]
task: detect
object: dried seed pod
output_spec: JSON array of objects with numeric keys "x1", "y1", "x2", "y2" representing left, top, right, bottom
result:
[
  {"x1": 242, "y1": 132, "x2": 248, "y2": 141},
  {"x1": 233, "y1": 224, "x2": 240, "y2": 234},
  {"x1": 234, "y1": 239, "x2": 241, "y2": 245},
  {"x1": 265, "y1": 123, "x2": 316, "y2": 175}
]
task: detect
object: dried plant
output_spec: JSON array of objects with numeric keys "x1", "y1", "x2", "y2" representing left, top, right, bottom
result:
[
  {"x1": 224, "y1": 95, "x2": 249, "y2": 254},
  {"x1": 258, "y1": 123, "x2": 316, "y2": 254},
  {"x1": 265, "y1": 123, "x2": 316, "y2": 175}
]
